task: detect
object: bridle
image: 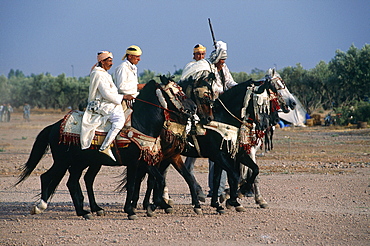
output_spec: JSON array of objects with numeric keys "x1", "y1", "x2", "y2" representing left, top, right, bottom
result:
[{"x1": 135, "y1": 81, "x2": 193, "y2": 121}]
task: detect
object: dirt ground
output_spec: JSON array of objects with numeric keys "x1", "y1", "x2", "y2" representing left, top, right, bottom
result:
[{"x1": 0, "y1": 111, "x2": 369, "y2": 245}]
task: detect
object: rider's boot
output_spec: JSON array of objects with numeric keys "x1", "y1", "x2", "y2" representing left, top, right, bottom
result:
[{"x1": 99, "y1": 128, "x2": 120, "y2": 162}]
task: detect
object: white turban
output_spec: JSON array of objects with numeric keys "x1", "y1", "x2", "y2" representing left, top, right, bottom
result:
[
  {"x1": 208, "y1": 41, "x2": 227, "y2": 64},
  {"x1": 97, "y1": 51, "x2": 113, "y2": 62}
]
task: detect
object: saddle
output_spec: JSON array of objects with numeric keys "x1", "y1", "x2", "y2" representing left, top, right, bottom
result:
[
  {"x1": 59, "y1": 110, "x2": 130, "y2": 148},
  {"x1": 59, "y1": 110, "x2": 162, "y2": 165}
]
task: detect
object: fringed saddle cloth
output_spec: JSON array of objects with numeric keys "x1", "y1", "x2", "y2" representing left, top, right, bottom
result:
[{"x1": 59, "y1": 110, "x2": 162, "y2": 166}]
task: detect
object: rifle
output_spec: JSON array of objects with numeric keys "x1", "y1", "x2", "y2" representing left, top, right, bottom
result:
[{"x1": 208, "y1": 18, "x2": 217, "y2": 49}]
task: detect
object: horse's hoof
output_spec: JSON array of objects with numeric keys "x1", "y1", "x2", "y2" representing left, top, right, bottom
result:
[
  {"x1": 31, "y1": 200, "x2": 47, "y2": 215},
  {"x1": 219, "y1": 194, "x2": 226, "y2": 204},
  {"x1": 167, "y1": 199, "x2": 174, "y2": 207},
  {"x1": 256, "y1": 196, "x2": 269, "y2": 208},
  {"x1": 146, "y1": 206, "x2": 156, "y2": 217},
  {"x1": 259, "y1": 203, "x2": 269, "y2": 209},
  {"x1": 237, "y1": 192, "x2": 244, "y2": 199},
  {"x1": 82, "y1": 213, "x2": 94, "y2": 220},
  {"x1": 30, "y1": 206, "x2": 40, "y2": 215},
  {"x1": 96, "y1": 210, "x2": 105, "y2": 216},
  {"x1": 198, "y1": 195, "x2": 206, "y2": 203},
  {"x1": 165, "y1": 207, "x2": 174, "y2": 214},
  {"x1": 226, "y1": 200, "x2": 232, "y2": 209},
  {"x1": 128, "y1": 214, "x2": 138, "y2": 220},
  {"x1": 235, "y1": 206, "x2": 246, "y2": 212},
  {"x1": 257, "y1": 201, "x2": 269, "y2": 208},
  {"x1": 38, "y1": 200, "x2": 47, "y2": 210},
  {"x1": 217, "y1": 207, "x2": 225, "y2": 214},
  {"x1": 194, "y1": 208, "x2": 203, "y2": 215},
  {"x1": 246, "y1": 191, "x2": 254, "y2": 197}
]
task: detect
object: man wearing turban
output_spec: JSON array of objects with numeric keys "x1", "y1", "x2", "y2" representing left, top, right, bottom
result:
[
  {"x1": 114, "y1": 45, "x2": 145, "y2": 108},
  {"x1": 181, "y1": 41, "x2": 237, "y2": 99},
  {"x1": 80, "y1": 51, "x2": 124, "y2": 161},
  {"x1": 180, "y1": 41, "x2": 237, "y2": 200}
]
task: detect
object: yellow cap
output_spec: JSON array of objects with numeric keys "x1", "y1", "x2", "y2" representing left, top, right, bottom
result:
[
  {"x1": 122, "y1": 45, "x2": 142, "y2": 60},
  {"x1": 193, "y1": 44, "x2": 206, "y2": 54}
]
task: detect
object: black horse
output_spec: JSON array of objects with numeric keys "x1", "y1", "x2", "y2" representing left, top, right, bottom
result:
[
  {"x1": 127, "y1": 70, "x2": 296, "y2": 215},
  {"x1": 136, "y1": 79, "x2": 276, "y2": 215},
  {"x1": 119, "y1": 76, "x2": 214, "y2": 216},
  {"x1": 16, "y1": 77, "x2": 196, "y2": 220}
]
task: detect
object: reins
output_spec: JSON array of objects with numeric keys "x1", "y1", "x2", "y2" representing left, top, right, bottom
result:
[
  {"x1": 216, "y1": 98, "x2": 247, "y2": 125},
  {"x1": 134, "y1": 97, "x2": 177, "y2": 114}
]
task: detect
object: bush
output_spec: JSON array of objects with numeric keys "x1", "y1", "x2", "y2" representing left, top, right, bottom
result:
[
  {"x1": 333, "y1": 106, "x2": 354, "y2": 126},
  {"x1": 334, "y1": 101, "x2": 370, "y2": 125},
  {"x1": 353, "y1": 101, "x2": 370, "y2": 124}
]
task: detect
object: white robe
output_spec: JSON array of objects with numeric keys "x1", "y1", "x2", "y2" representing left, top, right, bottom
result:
[
  {"x1": 180, "y1": 59, "x2": 237, "y2": 98},
  {"x1": 114, "y1": 60, "x2": 139, "y2": 97},
  {"x1": 80, "y1": 66, "x2": 123, "y2": 149}
]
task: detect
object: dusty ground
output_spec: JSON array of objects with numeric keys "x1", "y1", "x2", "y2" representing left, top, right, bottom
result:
[{"x1": 0, "y1": 111, "x2": 369, "y2": 245}]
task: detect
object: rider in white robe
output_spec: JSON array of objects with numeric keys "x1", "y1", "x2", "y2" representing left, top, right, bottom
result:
[
  {"x1": 80, "y1": 51, "x2": 124, "y2": 161},
  {"x1": 114, "y1": 45, "x2": 145, "y2": 110},
  {"x1": 181, "y1": 41, "x2": 237, "y2": 99},
  {"x1": 180, "y1": 41, "x2": 237, "y2": 198}
]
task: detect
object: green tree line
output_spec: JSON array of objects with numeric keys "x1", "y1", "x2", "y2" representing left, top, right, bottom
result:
[{"x1": 1, "y1": 44, "x2": 369, "y2": 124}]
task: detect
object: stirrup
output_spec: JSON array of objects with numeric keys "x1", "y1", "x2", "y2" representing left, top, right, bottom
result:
[{"x1": 99, "y1": 147, "x2": 116, "y2": 162}]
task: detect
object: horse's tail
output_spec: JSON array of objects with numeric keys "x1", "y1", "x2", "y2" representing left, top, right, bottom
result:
[
  {"x1": 115, "y1": 167, "x2": 128, "y2": 193},
  {"x1": 15, "y1": 123, "x2": 53, "y2": 186}
]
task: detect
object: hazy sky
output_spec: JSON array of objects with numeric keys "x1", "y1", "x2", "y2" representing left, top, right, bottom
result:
[{"x1": 1, "y1": 0, "x2": 369, "y2": 78}]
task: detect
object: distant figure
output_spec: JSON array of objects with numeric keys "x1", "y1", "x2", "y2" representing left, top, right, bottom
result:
[
  {"x1": 23, "y1": 103, "x2": 31, "y2": 122},
  {"x1": 2, "y1": 103, "x2": 13, "y2": 122},
  {"x1": 0, "y1": 103, "x2": 3, "y2": 122}
]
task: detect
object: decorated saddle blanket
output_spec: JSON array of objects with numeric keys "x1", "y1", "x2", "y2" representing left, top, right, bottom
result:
[
  {"x1": 59, "y1": 110, "x2": 130, "y2": 148},
  {"x1": 59, "y1": 110, "x2": 162, "y2": 165},
  {"x1": 203, "y1": 120, "x2": 264, "y2": 157}
]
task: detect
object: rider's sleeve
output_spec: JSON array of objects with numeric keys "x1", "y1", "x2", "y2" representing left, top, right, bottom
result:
[
  {"x1": 223, "y1": 65, "x2": 238, "y2": 89},
  {"x1": 97, "y1": 74, "x2": 123, "y2": 105}
]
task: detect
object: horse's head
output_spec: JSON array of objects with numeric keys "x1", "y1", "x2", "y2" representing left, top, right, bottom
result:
[
  {"x1": 178, "y1": 75, "x2": 214, "y2": 125},
  {"x1": 158, "y1": 75, "x2": 197, "y2": 124},
  {"x1": 267, "y1": 68, "x2": 296, "y2": 113}
]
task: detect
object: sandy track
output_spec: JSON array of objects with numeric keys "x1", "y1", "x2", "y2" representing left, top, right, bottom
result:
[{"x1": 0, "y1": 112, "x2": 369, "y2": 245}]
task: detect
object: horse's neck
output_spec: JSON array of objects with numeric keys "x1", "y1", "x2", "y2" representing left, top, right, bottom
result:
[
  {"x1": 131, "y1": 104, "x2": 165, "y2": 138},
  {"x1": 213, "y1": 97, "x2": 245, "y2": 127}
]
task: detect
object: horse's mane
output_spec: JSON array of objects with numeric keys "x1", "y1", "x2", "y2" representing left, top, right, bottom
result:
[
  {"x1": 135, "y1": 80, "x2": 157, "y2": 102},
  {"x1": 178, "y1": 76, "x2": 214, "y2": 98},
  {"x1": 131, "y1": 79, "x2": 164, "y2": 135},
  {"x1": 218, "y1": 80, "x2": 253, "y2": 105}
]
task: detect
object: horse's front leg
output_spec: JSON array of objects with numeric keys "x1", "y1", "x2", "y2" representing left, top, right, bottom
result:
[
  {"x1": 149, "y1": 166, "x2": 173, "y2": 215},
  {"x1": 124, "y1": 164, "x2": 138, "y2": 220},
  {"x1": 171, "y1": 154, "x2": 202, "y2": 215},
  {"x1": 143, "y1": 173, "x2": 154, "y2": 210},
  {"x1": 33, "y1": 162, "x2": 68, "y2": 215},
  {"x1": 67, "y1": 167, "x2": 92, "y2": 219},
  {"x1": 131, "y1": 168, "x2": 146, "y2": 210},
  {"x1": 84, "y1": 164, "x2": 105, "y2": 216},
  {"x1": 223, "y1": 162, "x2": 246, "y2": 212},
  {"x1": 210, "y1": 162, "x2": 225, "y2": 214},
  {"x1": 253, "y1": 176, "x2": 269, "y2": 208}
]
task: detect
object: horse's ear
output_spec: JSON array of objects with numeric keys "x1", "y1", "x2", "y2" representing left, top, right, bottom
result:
[
  {"x1": 159, "y1": 75, "x2": 169, "y2": 85},
  {"x1": 267, "y1": 68, "x2": 273, "y2": 76}
]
